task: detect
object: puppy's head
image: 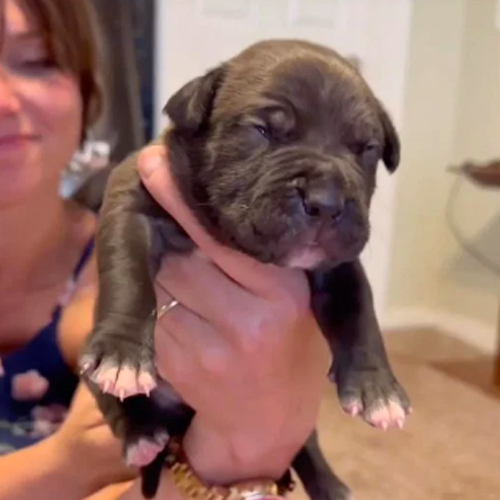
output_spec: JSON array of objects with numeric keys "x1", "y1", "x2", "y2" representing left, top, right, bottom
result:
[{"x1": 164, "y1": 39, "x2": 400, "y2": 270}]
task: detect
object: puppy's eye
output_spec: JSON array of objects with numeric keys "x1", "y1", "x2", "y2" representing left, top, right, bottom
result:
[
  {"x1": 362, "y1": 141, "x2": 380, "y2": 154},
  {"x1": 254, "y1": 124, "x2": 271, "y2": 140},
  {"x1": 359, "y1": 141, "x2": 380, "y2": 163}
]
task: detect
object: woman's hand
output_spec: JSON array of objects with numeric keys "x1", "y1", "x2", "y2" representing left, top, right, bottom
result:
[
  {"x1": 138, "y1": 145, "x2": 331, "y2": 484},
  {"x1": 50, "y1": 383, "x2": 136, "y2": 496},
  {"x1": 0, "y1": 382, "x2": 135, "y2": 500}
]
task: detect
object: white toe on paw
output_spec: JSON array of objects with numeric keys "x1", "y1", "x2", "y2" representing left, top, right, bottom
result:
[
  {"x1": 114, "y1": 365, "x2": 140, "y2": 401},
  {"x1": 90, "y1": 362, "x2": 119, "y2": 394},
  {"x1": 126, "y1": 439, "x2": 162, "y2": 467},
  {"x1": 88, "y1": 362, "x2": 156, "y2": 400},
  {"x1": 388, "y1": 399, "x2": 406, "y2": 427},
  {"x1": 137, "y1": 370, "x2": 157, "y2": 396},
  {"x1": 126, "y1": 432, "x2": 169, "y2": 468},
  {"x1": 343, "y1": 400, "x2": 362, "y2": 417},
  {"x1": 367, "y1": 400, "x2": 406, "y2": 430}
]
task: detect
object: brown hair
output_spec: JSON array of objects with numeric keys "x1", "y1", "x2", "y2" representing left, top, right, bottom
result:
[{"x1": 21, "y1": 0, "x2": 105, "y2": 140}]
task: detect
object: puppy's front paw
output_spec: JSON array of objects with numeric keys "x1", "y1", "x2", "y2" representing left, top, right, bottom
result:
[
  {"x1": 79, "y1": 329, "x2": 157, "y2": 400},
  {"x1": 335, "y1": 368, "x2": 411, "y2": 430}
]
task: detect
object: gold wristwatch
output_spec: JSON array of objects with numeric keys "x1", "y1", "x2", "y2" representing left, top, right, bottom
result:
[{"x1": 164, "y1": 437, "x2": 295, "y2": 500}]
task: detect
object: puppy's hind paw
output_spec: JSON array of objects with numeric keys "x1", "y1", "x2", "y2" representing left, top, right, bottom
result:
[{"x1": 126, "y1": 431, "x2": 170, "y2": 468}]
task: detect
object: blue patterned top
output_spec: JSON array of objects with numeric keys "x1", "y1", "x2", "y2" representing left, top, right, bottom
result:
[{"x1": 0, "y1": 239, "x2": 94, "y2": 455}]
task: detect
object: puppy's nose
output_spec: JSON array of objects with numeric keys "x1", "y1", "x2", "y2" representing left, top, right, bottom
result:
[{"x1": 302, "y1": 181, "x2": 345, "y2": 221}]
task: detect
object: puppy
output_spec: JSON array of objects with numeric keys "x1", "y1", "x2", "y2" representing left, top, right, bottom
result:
[{"x1": 79, "y1": 39, "x2": 411, "y2": 499}]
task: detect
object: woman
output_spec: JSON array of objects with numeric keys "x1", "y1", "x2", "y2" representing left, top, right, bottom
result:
[
  {"x1": 0, "y1": 0, "x2": 330, "y2": 498},
  {"x1": 0, "y1": 0, "x2": 101, "y2": 452}
]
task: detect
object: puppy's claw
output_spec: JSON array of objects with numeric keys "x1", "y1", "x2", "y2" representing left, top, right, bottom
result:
[
  {"x1": 137, "y1": 370, "x2": 157, "y2": 397},
  {"x1": 83, "y1": 358, "x2": 156, "y2": 400}
]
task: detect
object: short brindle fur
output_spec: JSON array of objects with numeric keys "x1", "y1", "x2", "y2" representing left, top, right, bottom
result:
[{"x1": 79, "y1": 39, "x2": 411, "y2": 499}]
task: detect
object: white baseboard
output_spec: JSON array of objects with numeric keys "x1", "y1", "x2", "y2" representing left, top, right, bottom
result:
[{"x1": 381, "y1": 308, "x2": 498, "y2": 355}]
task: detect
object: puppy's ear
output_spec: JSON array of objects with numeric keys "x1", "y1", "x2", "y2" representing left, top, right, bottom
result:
[
  {"x1": 377, "y1": 101, "x2": 401, "y2": 173},
  {"x1": 163, "y1": 65, "x2": 226, "y2": 132}
]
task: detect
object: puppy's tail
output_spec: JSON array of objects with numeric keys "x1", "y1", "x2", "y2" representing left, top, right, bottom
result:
[{"x1": 140, "y1": 447, "x2": 169, "y2": 499}]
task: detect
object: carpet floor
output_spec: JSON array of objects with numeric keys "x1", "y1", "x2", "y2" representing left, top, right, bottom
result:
[{"x1": 289, "y1": 330, "x2": 500, "y2": 500}]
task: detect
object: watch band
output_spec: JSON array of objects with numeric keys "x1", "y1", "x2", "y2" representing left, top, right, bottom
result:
[{"x1": 164, "y1": 436, "x2": 295, "y2": 500}]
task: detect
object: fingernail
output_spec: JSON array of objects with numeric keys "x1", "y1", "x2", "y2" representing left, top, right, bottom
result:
[
  {"x1": 140, "y1": 156, "x2": 161, "y2": 179},
  {"x1": 139, "y1": 149, "x2": 166, "y2": 179}
]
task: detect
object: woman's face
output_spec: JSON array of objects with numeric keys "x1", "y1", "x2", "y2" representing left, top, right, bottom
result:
[{"x1": 0, "y1": 0, "x2": 82, "y2": 207}]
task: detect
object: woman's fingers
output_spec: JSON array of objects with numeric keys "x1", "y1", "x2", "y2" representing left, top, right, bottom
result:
[
  {"x1": 155, "y1": 251, "x2": 255, "y2": 333},
  {"x1": 154, "y1": 279, "x2": 226, "y2": 383},
  {"x1": 138, "y1": 145, "x2": 309, "y2": 302},
  {"x1": 155, "y1": 251, "x2": 306, "y2": 358}
]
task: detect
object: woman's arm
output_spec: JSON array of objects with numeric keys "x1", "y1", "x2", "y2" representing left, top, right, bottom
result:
[
  {"x1": 112, "y1": 415, "x2": 294, "y2": 500},
  {"x1": 0, "y1": 384, "x2": 135, "y2": 500},
  {"x1": 84, "y1": 482, "x2": 133, "y2": 500},
  {"x1": 0, "y1": 143, "x2": 327, "y2": 500},
  {"x1": 0, "y1": 437, "x2": 93, "y2": 500},
  {"x1": 58, "y1": 253, "x2": 98, "y2": 371}
]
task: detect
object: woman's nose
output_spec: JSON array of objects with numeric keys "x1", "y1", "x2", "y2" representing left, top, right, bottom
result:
[{"x1": 0, "y1": 68, "x2": 21, "y2": 115}]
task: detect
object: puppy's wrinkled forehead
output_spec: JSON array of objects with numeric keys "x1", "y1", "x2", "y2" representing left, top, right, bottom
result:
[
  {"x1": 212, "y1": 42, "x2": 381, "y2": 144},
  {"x1": 164, "y1": 39, "x2": 400, "y2": 172}
]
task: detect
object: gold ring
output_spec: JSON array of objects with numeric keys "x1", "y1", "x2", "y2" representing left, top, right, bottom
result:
[{"x1": 157, "y1": 298, "x2": 180, "y2": 319}]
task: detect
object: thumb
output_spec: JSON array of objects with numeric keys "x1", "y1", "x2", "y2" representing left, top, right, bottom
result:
[
  {"x1": 137, "y1": 144, "x2": 168, "y2": 184},
  {"x1": 137, "y1": 145, "x2": 227, "y2": 255},
  {"x1": 136, "y1": 144, "x2": 300, "y2": 298}
]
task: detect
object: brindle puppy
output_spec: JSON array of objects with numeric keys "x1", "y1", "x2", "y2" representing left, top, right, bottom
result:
[{"x1": 79, "y1": 39, "x2": 411, "y2": 499}]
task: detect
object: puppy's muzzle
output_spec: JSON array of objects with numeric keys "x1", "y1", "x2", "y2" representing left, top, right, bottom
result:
[{"x1": 300, "y1": 177, "x2": 346, "y2": 223}]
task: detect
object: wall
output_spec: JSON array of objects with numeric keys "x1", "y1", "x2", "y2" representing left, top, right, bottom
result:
[
  {"x1": 385, "y1": 0, "x2": 466, "y2": 314},
  {"x1": 438, "y1": 0, "x2": 500, "y2": 350},
  {"x1": 154, "y1": 0, "x2": 414, "y2": 318},
  {"x1": 385, "y1": 0, "x2": 500, "y2": 354},
  {"x1": 152, "y1": 0, "x2": 499, "y2": 352}
]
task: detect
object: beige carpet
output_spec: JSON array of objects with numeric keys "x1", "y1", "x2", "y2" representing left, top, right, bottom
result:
[{"x1": 290, "y1": 337, "x2": 500, "y2": 500}]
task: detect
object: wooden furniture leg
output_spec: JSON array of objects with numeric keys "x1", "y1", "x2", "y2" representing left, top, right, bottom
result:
[{"x1": 495, "y1": 304, "x2": 500, "y2": 386}]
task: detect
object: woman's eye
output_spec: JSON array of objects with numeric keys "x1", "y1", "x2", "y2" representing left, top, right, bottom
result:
[
  {"x1": 21, "y1": 58, "x2": 54, "y2": 69},
  {"x1": 9, "y1": 45, "x2": 56, "y2": 73}
]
